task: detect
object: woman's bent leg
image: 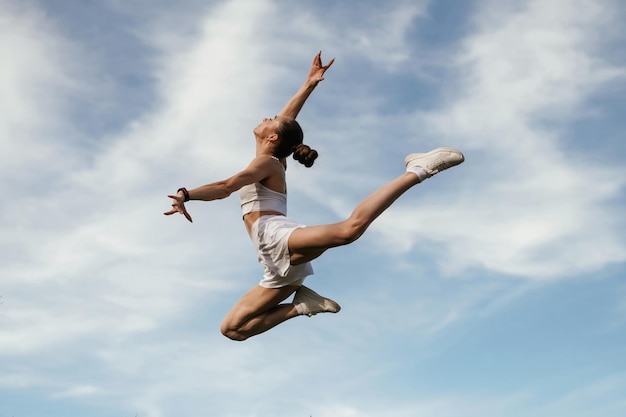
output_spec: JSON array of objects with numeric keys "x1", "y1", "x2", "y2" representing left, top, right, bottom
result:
[
  {"x1": 220, "y1": 284, "x2": 300, "y2": 341},
  {"x1": 288, "y1": 172, "x2": 420, "y2": 265}
]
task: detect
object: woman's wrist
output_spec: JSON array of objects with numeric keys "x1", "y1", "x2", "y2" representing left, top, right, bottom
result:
[
  {"x1": 177, "y1": 187, "x2": 190, "y2": 202},
  {"x1": 305, "y1": 79, "x2": 319, "y2": 88}
]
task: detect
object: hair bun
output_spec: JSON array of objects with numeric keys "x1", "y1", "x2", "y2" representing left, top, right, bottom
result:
[{"x1": 292, "y1": 144, "x2": 318, "y2": 168}]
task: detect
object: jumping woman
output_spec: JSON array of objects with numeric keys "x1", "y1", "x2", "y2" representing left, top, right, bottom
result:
[{"x1": 164, "y1": 52, "x2": 464, "y2": 341}]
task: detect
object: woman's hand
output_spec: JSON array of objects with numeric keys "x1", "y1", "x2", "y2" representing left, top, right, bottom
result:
[
  {"x1": 307, "y1": 51, "x2": 334, "y2": 85},
  {"x1": 164, "y1": 192, "x2": 193, "y2": 222}
]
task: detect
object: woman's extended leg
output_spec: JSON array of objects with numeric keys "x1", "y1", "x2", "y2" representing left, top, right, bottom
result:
[
  {"x1": 288, "y1": 148, "x2": 464, "y2": 265},
  {"x1": 220, "y1": 284, "x2": 300, "y2": 341},
  {"x1": 288, "y1": 172, "x2": 419, "y2": 264}
]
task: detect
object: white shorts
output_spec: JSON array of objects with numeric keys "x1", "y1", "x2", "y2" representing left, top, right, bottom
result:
[{"x1": 249, "y1": 215, "x2": 314, "y2": 288}]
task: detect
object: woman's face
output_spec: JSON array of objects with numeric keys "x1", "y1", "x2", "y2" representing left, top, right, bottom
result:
[{"x1": 253, "y1": 116, "x2": 281, "y2": 139}]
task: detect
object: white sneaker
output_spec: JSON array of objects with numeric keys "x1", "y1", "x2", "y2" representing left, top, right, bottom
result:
[
  {"x1": 293, "y1": 286, "x2": 341, "y2": 317},
  {"x1": 405, "y1": 147, "x2": 464, "y2": 178}
]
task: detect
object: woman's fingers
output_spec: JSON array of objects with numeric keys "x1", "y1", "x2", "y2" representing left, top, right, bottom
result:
[
  {"x1": 164, "y1": 205, "x2": 192, "y2": 222},
  {"x1": 313, "y1": 51, "x2": 321, "y2": 66},
  {"x1": 165, "y1": 194, "x2": 191, "y2": 221}
]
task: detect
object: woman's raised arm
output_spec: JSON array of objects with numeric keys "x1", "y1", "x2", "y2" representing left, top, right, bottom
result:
[{"x1": 277, "y1": 51, "x2": 334, "y2": 119}]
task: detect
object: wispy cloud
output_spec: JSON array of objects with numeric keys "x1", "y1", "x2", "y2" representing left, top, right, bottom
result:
[{"x1": 369, "y1": 0, "x2": 626, "y2": 279}]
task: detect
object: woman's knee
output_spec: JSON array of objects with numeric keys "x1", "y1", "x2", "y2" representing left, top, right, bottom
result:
[
  {"x1": 220, "y1": 317, "x2": 249, "y2": 341},
  {"x1": 220, "y1": 323, "x2": 248, "y2": 342}
]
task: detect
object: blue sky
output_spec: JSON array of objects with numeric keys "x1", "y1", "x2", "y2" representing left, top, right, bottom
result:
[{"x1": 1, "y1": 0, "x2": 625, "y2": 416}]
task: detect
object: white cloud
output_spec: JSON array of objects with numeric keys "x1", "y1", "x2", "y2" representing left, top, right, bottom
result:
[
  {"x1": 0, "y1": 0, "x2": 277, "y2": 357},
  {"x1": 368, "y1": 0, "x2": 626, "y2": 279},
  {"x1": 0, "y1": 2, "x2": 99, "y2": 184},
  {"x1": 51, "y1": 384, "x2": 103, "y2": 398},
  {"x1": 330, "y1": 0, "x2": 430, "y2": 70}
]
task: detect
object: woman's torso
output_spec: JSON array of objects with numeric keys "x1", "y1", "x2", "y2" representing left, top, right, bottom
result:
[{"x1": 240, "y1": 157, "x2": 287, "y2": 234}]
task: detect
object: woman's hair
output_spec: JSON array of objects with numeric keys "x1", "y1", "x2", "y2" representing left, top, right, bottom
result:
[{"x1": 274, "y1": 118, "x2": 318, "y2": 168}]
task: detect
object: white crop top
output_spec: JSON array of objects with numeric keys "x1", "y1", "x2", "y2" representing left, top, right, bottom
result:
[{"x1": 239, "y1": 182, "x2": 287, "y2": 216}]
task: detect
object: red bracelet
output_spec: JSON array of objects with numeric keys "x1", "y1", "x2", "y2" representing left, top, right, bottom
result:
[{"x1": 177, "y1": 187, "x2": 190, "y2": 202}]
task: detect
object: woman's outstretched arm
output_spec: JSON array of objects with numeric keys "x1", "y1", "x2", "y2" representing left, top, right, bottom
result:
[
  {"x1": 164, "y1": 156, "x2": 280, "y2": 222},
  {"x1": 277, "y1": 51, "x2": 334, "y2": 119}
]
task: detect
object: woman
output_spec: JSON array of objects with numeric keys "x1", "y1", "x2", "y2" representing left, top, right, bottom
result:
[{"x1": 165, "y1": 52, "x2": 464, "y2": 341}]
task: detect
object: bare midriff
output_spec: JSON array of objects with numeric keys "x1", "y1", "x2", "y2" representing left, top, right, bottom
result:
[{"x1": 243, "y1": 210, "x2": 285, "y2": 235}]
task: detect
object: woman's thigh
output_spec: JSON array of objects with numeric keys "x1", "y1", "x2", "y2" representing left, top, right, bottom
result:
[{"x1": 288, "y1": 221, "x2": 352, "y2": 265}]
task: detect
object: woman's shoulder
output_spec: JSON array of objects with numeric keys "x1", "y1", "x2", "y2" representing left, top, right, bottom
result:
[
  {"x1": 249, "y1": 155, "x2": 286, "y2": 193},
  {"x1": 251, "y1": 154, "x2": 285, "y2": 171}
]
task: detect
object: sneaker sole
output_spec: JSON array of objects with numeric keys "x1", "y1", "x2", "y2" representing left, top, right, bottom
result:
[{"x1": 404, "y1": 147, "x2": 465, "y2": 174}]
